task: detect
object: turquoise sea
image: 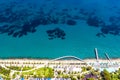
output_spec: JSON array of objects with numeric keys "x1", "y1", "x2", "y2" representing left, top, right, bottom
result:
[{"x1": 0, "y1": 0, "x2": 120, "y2": 59}]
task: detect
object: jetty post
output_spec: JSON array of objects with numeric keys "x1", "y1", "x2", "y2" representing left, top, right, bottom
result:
[{"x1": 94, "y1": 48, "x2": 99, "y2": 62}]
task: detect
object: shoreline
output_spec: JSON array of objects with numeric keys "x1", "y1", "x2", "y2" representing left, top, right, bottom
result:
[
  {"x1": 0, "y1": 57, "x2": 119, "y2": 72},
  {"x1": 0, "y1": 56, "x2": 120, "y2": 66},
  {"x1": 0, "y1": 58, "x2": 120, "y2": 60},
  {"x1": 0, "y1": 56, "x2": 120, "y2": 60},
  {"x1": 0, "y1": 58, "x2": 120, "y2": 63}
]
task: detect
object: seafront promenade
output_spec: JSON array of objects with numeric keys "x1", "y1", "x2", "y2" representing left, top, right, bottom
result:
[
  {"x1": 0, "y1": 56, "x2": 87, "y2": 68},
  {"x1": 0, "y1": 56, "x2": 120, "y2": 69},
  {"x1": 0, "y1": 56, "x2": 120, "y2": 80}
]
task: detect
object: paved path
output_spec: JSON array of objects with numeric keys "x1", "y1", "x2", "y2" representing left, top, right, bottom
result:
[{"x1": 0, "y1": 56, "x2": 86, "y2": 79}]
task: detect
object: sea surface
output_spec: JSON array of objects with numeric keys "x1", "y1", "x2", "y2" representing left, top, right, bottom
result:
[{"x1": 0, "y1": 0, "x2": 120, "y2": 59}]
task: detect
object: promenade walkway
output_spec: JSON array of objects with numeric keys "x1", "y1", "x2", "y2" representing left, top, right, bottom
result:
[
  {"x1": 0, "y1": 56, "x2": 86, "y2": 79},
  {"x1": 0, "y1": 55, "x2": 120, "y2": 79}
]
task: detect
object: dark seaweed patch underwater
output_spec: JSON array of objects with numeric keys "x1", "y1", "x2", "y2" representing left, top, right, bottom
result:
[
  {"x1": 0, "y1": 0, "x2": 120, "y2": 59},
  {"x1": 0, "y1": 0, "x2": 120, "y2": 40}
]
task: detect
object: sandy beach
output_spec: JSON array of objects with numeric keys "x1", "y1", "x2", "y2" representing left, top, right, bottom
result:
[
  {"x1": 0, "y1": 58, "x2": 120, "y2": 67},
  {"x1": 0, "y1": 58, "x2": 120, "y2": 62},
  {"x1": 84, "y1": 58, "x2": 120, "y2": 63}
]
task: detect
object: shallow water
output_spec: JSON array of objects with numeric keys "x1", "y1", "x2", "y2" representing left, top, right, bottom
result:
[{"x1": 0, "y1": 0, "x2": 120, "y2": 59}]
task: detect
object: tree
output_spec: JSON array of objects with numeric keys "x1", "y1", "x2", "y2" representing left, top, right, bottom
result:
[
  {"x1": 81, "y1": 67, "x2": 86, "y2": 72},
  {"x1": 87, "y1": 66, "x2": 92, "y2": 71},
  {"x1": 101, "y1": 69, "x2": 111, "y2": 80},
  {"x1": 87, "y1": 78, "x2": 95, "y2": 80},
  {"x1": 33, "y1": 75, "x2": 37, "y2": 78},
  {"x1": 71, "y1": 77, "x2": 76, "y2": 80},
  {"x1": 77, "y1": 75, "x2": 80, "y2": 80}
]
